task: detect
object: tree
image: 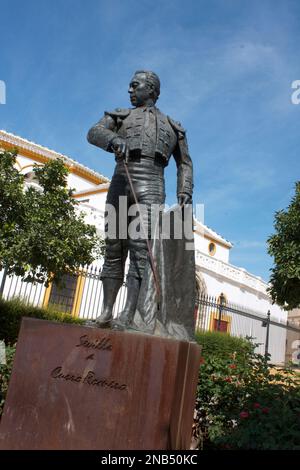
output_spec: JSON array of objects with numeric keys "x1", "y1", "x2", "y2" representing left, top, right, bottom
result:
[
  {"x1": 267, "y1": 182, "x2": 300, "y2": 310},
  {"x1": 0, "y1": 150, "x2": 25, "y2": 266},
  {"x1": 0, "y1": 150, "x2": 103, "y2": 285}
]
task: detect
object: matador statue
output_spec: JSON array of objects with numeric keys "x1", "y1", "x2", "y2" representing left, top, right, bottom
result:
[{"x1": 87, "y1": 70, "x2": 195, "y2": 339}]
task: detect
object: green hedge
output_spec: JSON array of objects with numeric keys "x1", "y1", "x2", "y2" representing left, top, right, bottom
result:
[
  {"x1": 0, "y1": 343, "x2": 16, "y2": 417},
  {"x1": 0, "y1": 297, "x2": 84, "y2": 344},
  {"x1": 195, "y1": 330, "x2": 252, "y2": 360}
]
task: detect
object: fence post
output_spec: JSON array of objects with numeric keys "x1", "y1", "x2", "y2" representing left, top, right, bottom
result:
[
  {"x1": 0, "y1": 267, "x2": 7, "y2": 297},
  {"x1": 217, "y1": 292, "x2": 226, "y2": 331},
  {"x1": 264, "y1": 310, "x2": 271, "y2": 360}
]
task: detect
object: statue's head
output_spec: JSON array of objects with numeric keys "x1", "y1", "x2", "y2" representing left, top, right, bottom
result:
[{"x1": 128, "y1": 70, "x2": 160, "y2": 107}]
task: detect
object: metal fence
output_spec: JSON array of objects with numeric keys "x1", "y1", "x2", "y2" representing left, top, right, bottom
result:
[
  {"x1": 0, "y1": 265, "x2": 127, "y2": 318},
  {"x1": 1, "y1": 267, "x2": 300, "y2": 365},
  {"x1": 195, "y1": 293, "x2": 300, "y2": 365},
  {"x1": 0, "y1": 267, "x2": 45, "y2": 308},
  {"x1": 74, "y1": 266, "x2": 128, "y2": 319}
]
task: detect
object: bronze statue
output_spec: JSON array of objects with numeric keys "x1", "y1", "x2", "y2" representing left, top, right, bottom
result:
[{"x1": 87, "y1": 70, "x2": 194, "y2": 338}]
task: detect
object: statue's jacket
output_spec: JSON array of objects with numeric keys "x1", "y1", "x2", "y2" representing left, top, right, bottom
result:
[{"x1": 87, "y1": 106, "x2": 193, "y2": 197}]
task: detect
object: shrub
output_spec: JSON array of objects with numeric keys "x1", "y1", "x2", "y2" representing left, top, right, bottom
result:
[
  {"x1": 193, "y1": 337, "x2": 300, "y2": 450},
  {"x1": 0, "y1": 297, "x2": 84, "y2": 344},
  {"x1": 195, "y1": 330, "x2": 252, "y2": 360},
  {"x1": 0, "y1": 343, "x2": 16, "y2": 417}
]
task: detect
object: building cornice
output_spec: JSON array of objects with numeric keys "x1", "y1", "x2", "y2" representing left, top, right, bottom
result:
[
  {"x1": 195, "y1": 249, "x2": 270, "y2": 298},
  {"x1": 194, "y1": 219, "x2": 232, "y2": 249},
  {"x1": 0, "y1": 130, "x2": 109, "y2": 186}
]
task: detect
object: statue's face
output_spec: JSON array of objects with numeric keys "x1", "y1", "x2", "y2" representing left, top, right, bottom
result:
[{"x1": 128, "y1": 73, "x2": 153, "y2": 107}]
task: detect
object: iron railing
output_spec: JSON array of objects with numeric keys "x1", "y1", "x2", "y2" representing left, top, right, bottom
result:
[
  {"x1": 195, "y1": 293, "x2": 300, "y2": 364},
  {"x1": 1, "y1": 267, "x2": 300, "y2": 365}
]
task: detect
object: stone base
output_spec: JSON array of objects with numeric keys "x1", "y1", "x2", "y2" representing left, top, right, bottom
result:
[{"x1": 0, "y1": 318, "x2": 201, "y2": 450}]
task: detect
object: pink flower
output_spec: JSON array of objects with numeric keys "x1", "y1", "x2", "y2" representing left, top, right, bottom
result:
[
  {"x1": 239, "y1": 411, "x2": 249, "y2": 419},
  {"x1": 253, "y1": 403, "x2": 261, "y2": 409},
  {"x1": 262, "y1": 407, "x2": 270, "y2": 414}
]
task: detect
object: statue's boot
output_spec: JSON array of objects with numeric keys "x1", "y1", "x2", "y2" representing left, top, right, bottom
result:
[
  {"x1": 112, "y1": 277, "x2": 140, "y2": 330},
  {"x1": 86, "y1": 278, "x2": 121, "y2": 328}
]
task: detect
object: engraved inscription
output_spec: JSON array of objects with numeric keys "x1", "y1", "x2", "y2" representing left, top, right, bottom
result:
[
  {"x1": 85, "y1": 353, "x2": 95, "y2": 360},
  {"x1": 75, "y1": 335, "x2": 112, "y2": 351},
  {"x1": 50, "y1": 367, "x2": 127, "y2": 391}
]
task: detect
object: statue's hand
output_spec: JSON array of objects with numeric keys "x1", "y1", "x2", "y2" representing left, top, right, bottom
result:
[
  {"x1": 111, "y1": 137, "x2": 127, "y2": 160},
  {"x1": 178, "y1": 193, "x2": 192, "y2": 206}
]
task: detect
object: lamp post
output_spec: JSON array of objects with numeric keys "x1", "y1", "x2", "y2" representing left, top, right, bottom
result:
[{"x1": 262, "y1": 310, "x2": 271, "y2": 360}]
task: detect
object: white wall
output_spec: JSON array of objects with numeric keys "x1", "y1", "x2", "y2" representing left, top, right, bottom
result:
[
  {"x1": 77, "y1": 203, "x2": 105, "y2": 236},
  {"x1": 15, "y1": 154, "x2": 99, "y2": 193},
  {"x1": 194, "y1": 233, "x2": 230, "y2": 263},
  {"x1": 67, "y1": 173, "x2": 97, "y2": 192},
  {"x1": 17, "y1": 155, "x2": 39, "y2": 172},
  {"x1": 77, "y1": 191, "x2": 107, "y2": 214}
]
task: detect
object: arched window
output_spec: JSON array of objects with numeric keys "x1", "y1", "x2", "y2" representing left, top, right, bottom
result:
[{"x1": 194, "y1": 270, "x2": 208, "y2": 330}]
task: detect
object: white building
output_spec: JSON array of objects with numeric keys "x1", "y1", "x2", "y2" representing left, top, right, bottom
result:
[{"x1": 0, "y1": 130, "x2": 288, "y2": 363}]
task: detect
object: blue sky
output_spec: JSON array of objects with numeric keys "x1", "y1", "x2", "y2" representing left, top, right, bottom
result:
[{"x1": 0, "y1": 0, "x2": 299, "y2": 281}]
